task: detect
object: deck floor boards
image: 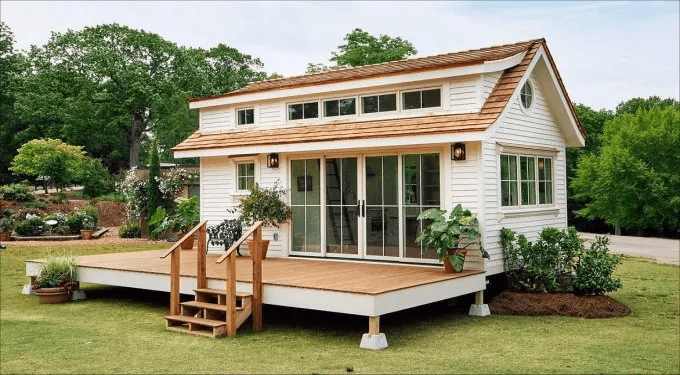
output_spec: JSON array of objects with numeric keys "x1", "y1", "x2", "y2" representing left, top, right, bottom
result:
[{"x1": 73, "y1": 249, "x2": 483, "y2": 295}]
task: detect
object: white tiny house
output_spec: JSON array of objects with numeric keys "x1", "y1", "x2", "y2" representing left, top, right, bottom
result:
[{"x1": 174, "y1": 38, "x2": 585, "y2": 276}]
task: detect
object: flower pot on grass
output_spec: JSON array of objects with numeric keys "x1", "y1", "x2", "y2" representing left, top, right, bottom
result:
[
  {"x1": 34, "y1": 287, "x2": 71, "y2": 304},
  {"x1": 33, "y1": 253, "x2": 78, "y2": 304},
  {"x1": 0, "y1": 231, "x2": 11, "y2": 242}
]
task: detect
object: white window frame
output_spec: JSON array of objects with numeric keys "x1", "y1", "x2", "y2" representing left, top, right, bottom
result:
[
  {"x1": 499, "y1": 152, "x2": 554, "y2": 210},
  {"x1": 236, "y1": 107, "x2": 255, "y2": 126},
  {"x1": 401, "y1": 86, "x2": 442, "y2": 111},
  {"x1": 322, "y1": 96, "x2": 358, "y2": 119},
  {"x1": 287, "y1": 100, "x2": 320, "y2": 122},
  {"x1": 359, "y1": 92, "x2": 399, "y2": 115},
  {"x1": 518, "y1": 79, "x2": 534, "y2": 113},
  {"x1": 235, "y1": 160, "x2": 257, "y2": 193}
]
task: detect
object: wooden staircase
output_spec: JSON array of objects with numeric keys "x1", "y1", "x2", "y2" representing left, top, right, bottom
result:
[
  {"x1": 161, "y1": 221, "x2": 264, "y2": 338},
  {"x1": 165, "y1": 289, "x2": 253, "y2": 337}
]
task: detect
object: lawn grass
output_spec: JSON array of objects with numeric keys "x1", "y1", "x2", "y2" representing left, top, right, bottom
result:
[{"x1": 1, "y1": 244, "x2": 678, "y2": 374}]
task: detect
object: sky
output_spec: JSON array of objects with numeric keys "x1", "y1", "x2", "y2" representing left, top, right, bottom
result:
[{"x1": 1, "y1": 1, "x2": 678, "y2": 110}]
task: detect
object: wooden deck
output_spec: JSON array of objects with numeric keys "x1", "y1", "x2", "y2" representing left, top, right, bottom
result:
[
  {"x1": 27, "y1": 249, "x2": 487, "y2": 317},
  {"x1": 72, "y1": 249, "x2": 482, "y2": 295}
]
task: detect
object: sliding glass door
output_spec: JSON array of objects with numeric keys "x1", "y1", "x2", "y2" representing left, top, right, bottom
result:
[
  {"x1": 365, "y1": 155, "x2": 399, "y2": 258},
  {"x1": 325, "y1": 158, "x2": 359, "y2": 256},
  {"x1": 290, "y1": 159, "x2": 321, "y2": 253}
]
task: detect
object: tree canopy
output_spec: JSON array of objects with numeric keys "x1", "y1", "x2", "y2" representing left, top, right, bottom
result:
[
  {"x1": 11, "y1": 138, "x2": 88, "y2": 193},
  {"x1": 572, "y1": 106, "x2": 680, "y2": 233},
  {"x1": 306, "y1": 28, "x2": 417, "y2": 73},
  {"x1": 8, "y1": 23, "x2": 273, "y2": 173}
]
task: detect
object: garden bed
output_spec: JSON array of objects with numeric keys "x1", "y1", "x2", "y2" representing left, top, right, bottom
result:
[
  {"x1": 0, "y1": 198, "x2": 125, "y2": 227},
  {"x1": 491, "y1": 290, "x2": 631, "y2": 318},
  {"x1": 12, "y1": 235, "x2": 81, "y2": 241}
]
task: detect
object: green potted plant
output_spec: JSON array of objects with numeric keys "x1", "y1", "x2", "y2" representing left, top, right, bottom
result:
[
  {"x1": 235, "y1": 183, "x2": 292, "y2": 259},
  {"x1": 415, "y1": 204, "x2": 489, "y2": 272},
  {"x1": 32, "y1": 253, "x2": 79, "y2": 304},
  {"x1": 80, "y1": 216, "x2": 96, "y2": 239},
  {"x1": 174, "y1": 196, "x2": 200, "y2": 249},
  {"x1": 0, "y1": 217, "x2": 12, "y2": 241}
]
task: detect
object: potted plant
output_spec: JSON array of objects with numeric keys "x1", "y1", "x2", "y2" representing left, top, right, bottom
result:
[
  {"x1": 80, "y1": 216, "x2": 95, "y2": 239},
  {"x1": 207, "y1": 218, "x2": 243, "y2": 254},
  {"x1": 33, "y1": 253, "x2": 79, "y2": 304},
  {"x1": 174, "y1": 196, "x2": 200, "y2": 249},
  {"x1": 235, "y1": 183, "x2": 292, "y2": 259},
  {"x1": 415, "y1": 204, "x2": 490, "y2": 272},
  {"x1": 0, "y1": 217, "x2": 12, "y2": 241}
]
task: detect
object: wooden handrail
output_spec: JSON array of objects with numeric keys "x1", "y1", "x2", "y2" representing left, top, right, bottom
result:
[
  {"x1": 215, "y1": 221, "x2": 263, "y2": 264},
  {"x1": 161, "y1": 220, "x2": 208, "y2": 259}
]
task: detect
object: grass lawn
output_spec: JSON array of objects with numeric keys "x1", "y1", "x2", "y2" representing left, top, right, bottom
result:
[{"x1": 1, "y1": 244, "x2": 678, "y2": 374}]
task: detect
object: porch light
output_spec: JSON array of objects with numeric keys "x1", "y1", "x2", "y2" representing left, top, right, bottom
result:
[
  {"x1": 452, "y1": 143, "x2": 466, "y2": 161},
  {"x1": 267, "y1": 153, "x2": 279, "y2": 168}
]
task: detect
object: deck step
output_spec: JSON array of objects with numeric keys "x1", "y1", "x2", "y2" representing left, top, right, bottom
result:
[
  {"x1": 165, "y1": 315, "x2": 225, "y2": 328},
  {"x1": 181, "y1": 300, "x2": 244, "y2": 312},
  {"x1": 194, "y1": 288, "x2": 252, "y2": 298}
]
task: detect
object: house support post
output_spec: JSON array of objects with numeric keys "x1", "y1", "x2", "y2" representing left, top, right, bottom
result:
[
  {"x1": 468, "y1": 290, "x2": 490, "y2": 317},
  {"x1": 360, "y1": 316, "x2": 388, "y2": 350},
  {"x1": 22, "y1": 276, "x2": 36, "y2": 295},
  {"x1": 71, "y1": 281, "x2": 86, "y2": 300}
]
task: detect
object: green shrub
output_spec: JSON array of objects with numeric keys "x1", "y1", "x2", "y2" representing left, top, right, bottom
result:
[
  {"x1": 53, "y1": 225, "x2": 71, "y2": 235},
  {"x1": 33, "y1": 253, "x2": 78, "y2": 289},
  {"x1": 98, "y1": 192, "x2": 127, "y2": 202},
  {"x1": 1, "y1": 183, "x2": 34, "y2": 201},
  {"x1": 0, "y1": 217, "x2": 12, "y2": 232},
  {"x1": 81, "y1": 159, "x2": 114, "y2": 198},
  {"x1": 574, "y1": 236, "x2": 622, "y2": 295},
  {"x1": 118, "y1": 220, "x2": 142, "y2": 238},
  {"x1": 15, "y1": 218, "x2": 48, "y2": 236},
  {"x1": 3, "y1": 208, "x2": 14, "y2": 218},
  {"x1": 65, "y1": 208, "x2": 98, "y2": 232},
  {"x1": 22, "y1": 201, "x2": 48, "y2": 209},
  {"x1": 50, "y1": 193, "x2": 69, "y2": 204}
]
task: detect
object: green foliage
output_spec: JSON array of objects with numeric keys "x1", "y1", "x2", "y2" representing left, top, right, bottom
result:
[
  {"x1": 14, "y1": 217, "x2": 48, "y2": 236},
  {"x1": 33, "y1": 253, "x2": 78, "y2": 289},
  {"x1": 11, "y1": 139, "x2": 88, "y2": 193},
  {"x1": 574, "y1": 236, "x2": 622, "y2": 295},
  {"x1": 573, "y1": 106, "x2": 680, "y2": 233},
  {"x1": 50, "y1": 192, "x2": 68, "y2": 204},
  {"x1": 81, "y1": 158, "x2": 113, "y2": 198},
  {"x1": 97, "y1": 192, "x2": 127, "y2": 203},
  {"x1": 146, "y1": 141, "x2": 162, "y2": 222},
  {"x1": 3, "y1": 208, "x2": 14, "y2": 218},
  {"x1": 148, "y1": 206, "x2": 172, "y2": 239},
  {"x1": 415, "y1": 204, "x2": 488, "y2": 271},
  {"x1": 22, "y1": 201, "x2": 47, "y2": 209},
  {"x1": 615, "y1": 96, "x2": 680, "y2": 116},
  {"x1": 236, "y1": 183, "x2": 292, "y2": 228},
  {"x1": 0, "y1": 22, "x2": 22, "y2": 185},
  {"x1": 330, "y1": 28, "x2": 417, "y2": 67},
  {"x1": 0, "y1": 217, "x2": 11, "y2": 231},
  {"x1": 118, "y1": 220, "x2": 142, "y2": 238},
  {"x1": 0, "y1": 183, "x2": 34, "y2": 201},
  {"x1": 173, "y1": 196, "x2": 199, "y2": 232},
  {"x1": 65, "y1": 208, "x2": 98, "y2": 232},
  {"x1": 501, "y1": 227, "x2": 621, "y2": 295}
]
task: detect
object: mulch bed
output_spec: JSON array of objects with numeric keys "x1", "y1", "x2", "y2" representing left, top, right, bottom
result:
[{"x1": 491, "y1": 290, "x2": 631, "y2": 318}]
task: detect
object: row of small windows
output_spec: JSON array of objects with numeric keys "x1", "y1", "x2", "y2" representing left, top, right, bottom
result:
[{"x1": 235, "y1": 87, "x2": 442, "y2": 125}]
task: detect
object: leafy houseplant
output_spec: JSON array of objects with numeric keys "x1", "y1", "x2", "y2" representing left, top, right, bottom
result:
[
  {"x1": 416, "y1": 204, "x2": 489, "y2": 272},
  {"x1": 33, "y1": 253, "x2": 79, "y2": 304},
  {"x1": 207, "y1": 218, "x2": 243, "y2": 254},
  {"x1": 235, "y1": 183, "x2": 292, "y2": 259},
  {"x1": 149, "y1": 196, "x2": 200, "y2": 248}
]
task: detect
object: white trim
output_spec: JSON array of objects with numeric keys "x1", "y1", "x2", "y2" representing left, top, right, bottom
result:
[
  {"x1": 235, "y1": 160, "x2": 257, "y2": 193},
  {"x1": 322, "y1": 95, "x2": 359, "y2": 119},
  {"x1": 401, "y1": 86, "x2": 443, "y2": 111},
  {"x1": 174, "y1": 132, "x2": 486, "y2": 159},
  {"x1": 517, "y1": 79, "x2": 534, "y2": 114},
  {"x1": 500, "y1": 207, "x2": 560, "y2": 219},
  {"x1": 497, "y1": 142, "x2": 559, "y2": 155},
  {"x1": 286, "y1": 100, "x2": 320, "y2": 123},
  {"x1": 359, "y1": 91, "x2": 399, "y2": 115},
  {"x1": 189, "y1": 52, "x2": 527, "y2": 109}
]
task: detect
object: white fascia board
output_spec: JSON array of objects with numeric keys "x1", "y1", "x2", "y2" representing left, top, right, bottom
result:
[
  {"x1": 189, "y1": 52, "x2": 526, "y2": 109},
  {"x1": 173, "y1": 131, "x2": 486, "y2": 159}
]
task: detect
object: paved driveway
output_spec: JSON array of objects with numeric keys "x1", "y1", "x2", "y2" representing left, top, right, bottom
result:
[{"x1": 579, "y1": 232, "x2": 679, "y2": 266}]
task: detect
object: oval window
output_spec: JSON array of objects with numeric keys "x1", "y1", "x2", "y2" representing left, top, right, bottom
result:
[{"x1": 520, "y1": 81, "x2": 533, "y2": 110}]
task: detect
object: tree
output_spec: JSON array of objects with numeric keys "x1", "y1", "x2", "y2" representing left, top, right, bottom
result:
[
  {"x1": 11, "y1": 24, "x2": 273, "y2": 171},
  {"x1": 11, "y1": 138, "x2": 87, "y2": 193},
  {"x1": 566, "y1": 104, "x2": 614, "y2": 231},
  {"x1": 0, "y1": 22, "x2": 23, "y2": 184},
  {"x1": 146, "y1": 140, "x2": 162, "y2": 221},
  {"x1": 306, "y1": 28, "x2": 417, "y2": 73},
  {"x1": 615, "y1": 96, "x2": 680, "y2": 116},
  {"x1": 572, "y1": 106, "x2": 680, "y2": 234}
]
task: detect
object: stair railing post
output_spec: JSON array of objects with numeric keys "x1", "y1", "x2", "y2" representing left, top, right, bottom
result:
[
  {"x1": 170, "y1": 248, "x2": 180, "y2": 316},
  {"x1": 225, "y1": 250, "x2": 236, "y2": 337},
  {"x1": 197, "y1": 222, "x2": 207, "y2": 290},
  {"x1": 252, "y1": 226, "x2": 263, "y2": 332}
]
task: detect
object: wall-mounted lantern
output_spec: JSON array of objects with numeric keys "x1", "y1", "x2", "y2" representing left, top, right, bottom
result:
[
  {"x1": 267, "y1": 153, "x2": 279, "y2": 168},
  {"x1": 452, "y1": 143, "x2": 466, "y2": 161}
]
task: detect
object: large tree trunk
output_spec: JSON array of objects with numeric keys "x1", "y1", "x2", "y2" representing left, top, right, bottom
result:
[{"x1": 128, "y1": 110, "x2": 148, "y2": 168}]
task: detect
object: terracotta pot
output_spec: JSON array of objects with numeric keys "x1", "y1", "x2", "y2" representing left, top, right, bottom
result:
[
  {"x1": 0, "y1": 231, "x2": 11, "y2": 241},
  {"x1": 180, "y1": 234, "x2": 195, "y2": 250},
  {"x1": 247, "y1": 240, "x2": 270, "y2": 260},
  {"x1": 80, "y1": 229, "x2": 94, "y2": 240},
  {"x1": 34, "y1": 287, "x2": 71, "y2": 304},
  {"x1": 442, "y1": 248, "x2": 467, "y2": 273}
]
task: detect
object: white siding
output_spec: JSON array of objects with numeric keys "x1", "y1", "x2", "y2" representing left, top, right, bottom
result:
[
  {"x1": 481, "y1": 71, "x2": 568, "y2": 275},
  {"x1": 200, "y1": 155, "x2": 288, "y2": 257},
  {"x1": 450, "y1": 141, "x2": 482, "y2": 213},
  {"x1": 481, "y1": 71, "x2": 502, "y2": 103},
  {"x1": 259, "y1": 102, "x2": 282, "y2": 126},
  {"x1": 449, "y1": 75, "x2": 481, "y2": 114},
  {"x1": 201, "y1": 106, "x2": 233, "y2": 132}
]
